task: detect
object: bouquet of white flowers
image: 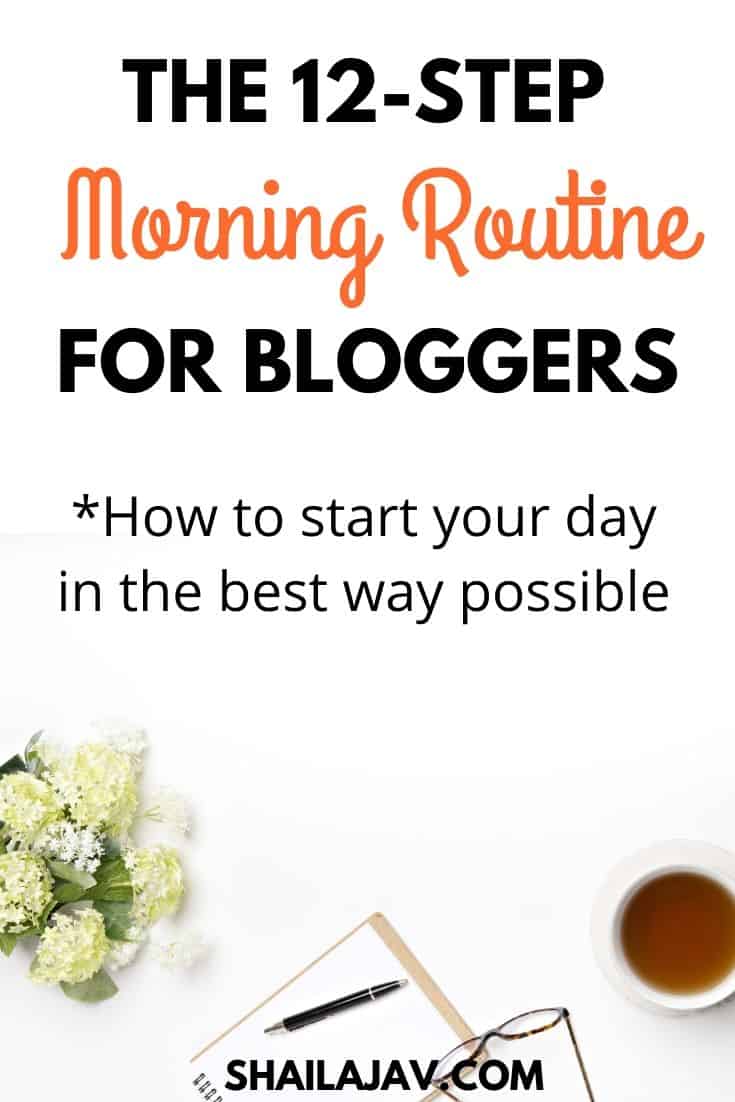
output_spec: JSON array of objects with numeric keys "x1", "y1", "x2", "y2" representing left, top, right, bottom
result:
[{"x1": 0, "y1": 724, "x2": 197, "y2": 1003}]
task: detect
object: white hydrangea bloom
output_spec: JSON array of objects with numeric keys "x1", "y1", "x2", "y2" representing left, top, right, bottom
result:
[
  {"x1": 152, "y1": 931, "x2": 208, "y2": 969},
  {"x1": 46, "y1": 743, "x2": 138, "y2": 838},
  {"x1": 33, "y1": 820, "x2": 104, "y2": 874},
  {"x1": 0, "y1": 852, "x2": 53, "y2": 933},
  {"x1": 142, "y1": 787, "x2": 191, "y2": 836},
  {"x1": 0, "y1": 773, "x2": 62, "y2": 845},
  {"x1": 123, "y1": 845, "x2": 185, "y2": 926},
  {"x1": 35, "y1": 738, "x2": 66, "y2": 772},
  {"x1": 31, "y1": 909, "x2": 109, "y2": 985},
  {"x1": 92, "y1": 719, "x2": 148, "y2": 761},
  {"x1": 106, "y1": 928, "x2": 147, "y2": 972}
]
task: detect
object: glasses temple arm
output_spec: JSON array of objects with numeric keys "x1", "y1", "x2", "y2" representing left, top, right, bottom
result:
[{"x1": 564, "y1": 1015, "x2": 596, "y2": 1102}]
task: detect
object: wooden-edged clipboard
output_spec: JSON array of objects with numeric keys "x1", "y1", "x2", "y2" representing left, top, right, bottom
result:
[{"x1": 191, "y1": 912, "x2": 472, "y2": 1068}]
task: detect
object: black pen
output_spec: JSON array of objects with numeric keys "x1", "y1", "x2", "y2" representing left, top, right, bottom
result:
[{"x1": 264, "y1": 979, "x2": 408, "y2": 1034}]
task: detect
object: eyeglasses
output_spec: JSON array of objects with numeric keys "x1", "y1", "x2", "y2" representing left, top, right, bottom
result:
[{"x1": 432, "y1": 1007, "x2": 595, "y2": 1100}]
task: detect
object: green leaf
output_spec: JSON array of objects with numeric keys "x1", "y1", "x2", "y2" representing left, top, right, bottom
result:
[
  {"x1": 0, "y1": 932, "x2": 19, "y2": 957},
  {"x1": 47, "y1": 861, "x2": 96, "y2": 890},
  {"x1": 94, "y1": 901, "x2": 134, "y2": 941},
  {"x1": 24, "y1": 731, "x2": 44, "y2": 774},
  {"x1": 60, "y1": 969, "x2": 118, "y2": 1004},
  {"x1": 24, "y1": 731, "x2": 43, "y2": 760},
  {"x1": 36, "y1": 898, "x2": 59, "y2": 931},
  {"x1": 0, "y1": 755, "x2": 26, "y2": 777},
  {"x1": 103, "y1": 837, "x2": 122, "y2": 860},
  {"x1": 53, "y1": 882, "x2": 86, "y2": 905},
  {"x1": 84, "y1": 856, "x2": 132, "y2": 902}
]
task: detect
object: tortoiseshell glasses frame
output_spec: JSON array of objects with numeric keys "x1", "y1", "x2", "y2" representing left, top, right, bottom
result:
[{"x1": 432, "y1": 1006, "x2": 595, "y2": 1100}]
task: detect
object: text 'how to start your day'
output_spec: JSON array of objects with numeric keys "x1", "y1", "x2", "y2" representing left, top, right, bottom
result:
[{"x1": 87, "y1": 495, "x2": 658, "y2": 552}]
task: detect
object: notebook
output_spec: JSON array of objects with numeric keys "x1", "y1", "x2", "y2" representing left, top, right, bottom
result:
[{"x1": 187, "y1": 913, "x2": 473, "y2": 1102}]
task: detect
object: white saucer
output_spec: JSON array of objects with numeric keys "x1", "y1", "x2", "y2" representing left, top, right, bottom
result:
[{"x1": 591, "y1": 839, "x2": 735, "y2": 1014}]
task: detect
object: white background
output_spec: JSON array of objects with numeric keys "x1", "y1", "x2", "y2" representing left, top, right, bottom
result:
[{"x1": 2, "y1": 0, "x2": 734, "y2": 1098}]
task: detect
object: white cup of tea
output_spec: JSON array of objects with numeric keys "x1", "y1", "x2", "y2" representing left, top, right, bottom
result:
[{"x1": 592, "y1": 840, "x2": 735, "y2": 1013}]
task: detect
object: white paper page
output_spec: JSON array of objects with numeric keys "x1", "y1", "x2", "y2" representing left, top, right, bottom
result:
[{"x1": 187, "y1": 924, "x2": 461, "y2": 1101}]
